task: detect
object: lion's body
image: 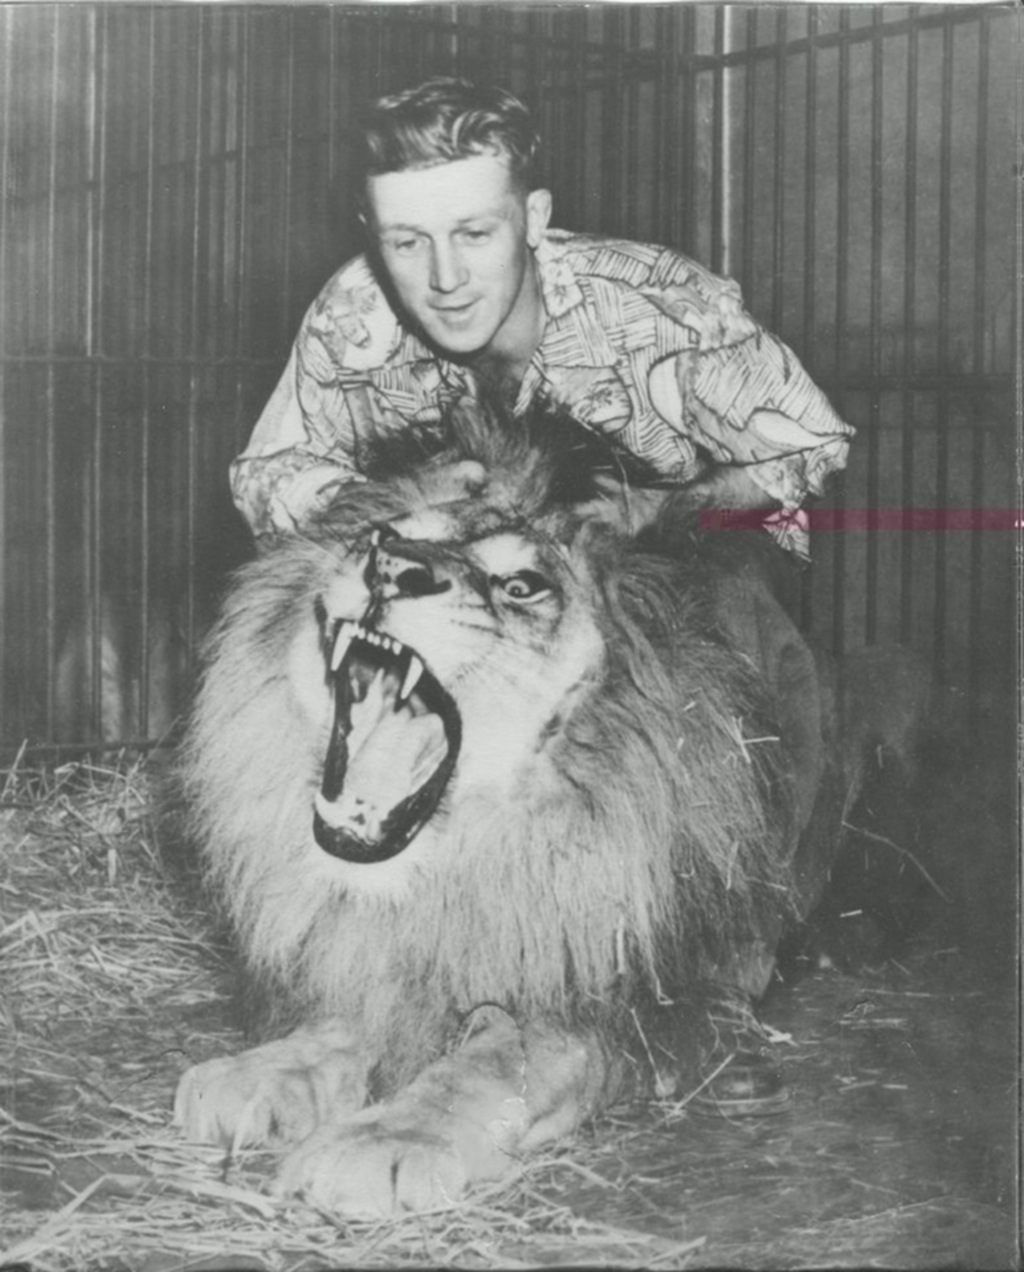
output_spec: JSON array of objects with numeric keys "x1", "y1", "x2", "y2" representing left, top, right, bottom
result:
[{"x1": 175, "y1": 406, "x2": 899, "y2": 1216}]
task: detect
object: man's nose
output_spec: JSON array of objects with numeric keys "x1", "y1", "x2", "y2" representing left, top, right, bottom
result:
[{"x1": 429, "y1": 241, "x2": 467, "y2": 294}]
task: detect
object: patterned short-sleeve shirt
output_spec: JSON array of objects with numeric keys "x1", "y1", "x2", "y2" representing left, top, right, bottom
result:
[{"x1": 232, "y1": 229, "x2": 853, "y2": 556}]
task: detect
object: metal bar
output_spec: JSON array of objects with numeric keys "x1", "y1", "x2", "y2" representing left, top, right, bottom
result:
[
  {"x1": 43, "y1": 7, "x2": 61, "y2": 738},
  {"x1": 280, "y1": 14, "x2": 295, "y2": 343},
  {"x1": 327, "y1": 7, "x2": 338, "y2": 192},
  {"x1": 417, "y1": 4, "x2": 996, "y2": 81},
  {"x1": 521, "y1": 7, "x2": 543, "y2": 120},
  {"x1": 682, "y1": 5, "x2": 697, "y2": 251},
  {"x1": 87, "y1": 7, "x2": 108, "y2": 741},
  {"x1": 570, "y1": 7, "x2": 589, "y2": 230},
  {"x1": 3, "y1": 737, "x2": 175, "y2": 765},
  {"x1": 650, "y1": 7, "x2": 667, "y2": 240},
  {"x1": 141, "y1": 11, "x2": 157, "y2": 338},
  {"x1": 900, "y1": 21, "x2": 919, "y2": 648},
  {"x1": 801, "y1": 372, "x2": 1011, "y2": 397},
  {"x1": 933, "y1": 14, "x2": 955, "y2": 683},
  {"x1": 0, "y1": 351, "x2": 1008, "y2": 398},
  {"x1": 0, "y1": 7, "x2": 13, "y2": 728},
  {"x1": 184, "y1": 10, "x2": 207, "y2": 678},
  {"x1": 680, "y1": 6, "x2": 996, "y2": 72},
  {"x1": 967, "y1": 10, "x2": 991, "y2": 732},
  {"x1": 801, "y1": 7, "x2": 818, "y2": 362},
  {"x1": 624, "y1": 7, "x2": 640, "y2": 236},
  {"x1": 972, "y1": 14, "x2": 991, "y2": 377},
  {"x1": 865, "y1": 10, "x2": 885, "y2": 646},
  {"x1": 600, "y1": 8, "x2": 625, "y2": 235},
  {"x1": 486, "y1": 8, "x2": 513, "y2": 95},
  {"x1": 740, "y1": 8, "x2": 756, "y2": 294},
  {"x1": 831, "y1": 8, "x2": 851, "y2": 661},
  {"x1": 232, "y1": 9, "x2": 252, "y2": 452},
  {"x1": 525, "y1": 5, "x2": 999, "y2": 91},
  {"x1": 771, "y1": 6, "x2": 787, "y2": 332},
  {"x1": 799, "y1": 5, "x2": 818, "y2": 635},
  {"x1": 710, "y1": 7, "x2": 726, "y2": 273},
  {"x1": 137, "y1": 8, "x2": 156, "y2": 738},
  {"x1": 0, "y1": 7, "x2": 9, "y2": 351},
  {"x1": 1016, "y1": 12, "x2": 1024, "y2": 760}
]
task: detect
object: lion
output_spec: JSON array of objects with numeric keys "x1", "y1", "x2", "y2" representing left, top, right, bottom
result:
[{"x1": 173, "y1": 401, "x2": 915, "y2": 1218}]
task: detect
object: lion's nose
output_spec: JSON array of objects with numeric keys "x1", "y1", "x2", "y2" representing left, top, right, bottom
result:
[{"x1": 369, "y1": 540, "x2": 451, "y2": 600}]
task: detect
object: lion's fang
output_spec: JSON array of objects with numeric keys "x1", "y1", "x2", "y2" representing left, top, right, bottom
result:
[
  {"x1": 399, "y1": 653, "x2": 424, "y2": 705},
  {"x1": 331, "y1": 621, "x2": 358, "y2": 672}
]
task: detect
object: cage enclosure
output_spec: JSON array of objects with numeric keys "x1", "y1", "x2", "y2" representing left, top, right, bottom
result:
[{"x1": 0, "y1": 3, "x2": 1017, "y2": 753}]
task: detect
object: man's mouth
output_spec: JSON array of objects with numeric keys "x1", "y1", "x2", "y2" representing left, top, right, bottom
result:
[{"x1": 431, "y1": 299, "x2": 478, "y2": 324}]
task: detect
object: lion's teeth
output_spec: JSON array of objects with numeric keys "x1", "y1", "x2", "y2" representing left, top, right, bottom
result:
[
  {"x1": 399, "y1": 654, "x2": 424, "y2": 704},
  {"x1": 331, "y1": 621, "x2": 358, "y2": 671},
  {"x1": 330, "y1": 622, "x2": 409, "y2": 678}
]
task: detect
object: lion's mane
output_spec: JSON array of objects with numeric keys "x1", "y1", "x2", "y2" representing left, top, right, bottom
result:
[{"x1": 182, "y1": 406, "x2": 794, "y2": 1091}]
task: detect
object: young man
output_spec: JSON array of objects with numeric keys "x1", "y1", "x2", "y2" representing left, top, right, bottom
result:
[
  {"x1": 231, "y1": 78, "x2": 852, "y2": 560},
  {"x1": 231, "y1": 77, "x2": 850, "y2": 1110}
]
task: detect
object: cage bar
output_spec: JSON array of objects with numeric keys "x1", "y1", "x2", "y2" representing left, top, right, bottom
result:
[
  {"x1": 0, "y1": 10, "x2": 10, "y2": 715},
  {"x1": 0, "y1": 4, "x2": 1015, "y2": 756},
  {"x1": 830, "y1": 8, "x2": 851, "y2": 661},
  {"x1": 966, "y1": 10, "x2": 990, "y2": 735},
  {"x1": 710, "y1": 7, "x2": 726, "y2": 275},
  {"x1": 900, "y1": 19, "x2": 920, "y2": 651}
]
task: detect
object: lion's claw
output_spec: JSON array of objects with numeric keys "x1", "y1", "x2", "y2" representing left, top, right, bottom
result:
[
  {"x1": 174, "y1": 1024, "x2": 368, "y2": 1148},
  {"x1": 274, "y1": 1118, "x2": 468, "y2": 1218}
]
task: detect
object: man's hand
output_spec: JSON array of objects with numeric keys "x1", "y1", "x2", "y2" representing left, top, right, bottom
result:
[
  {"x1": 581, "y1": 464, "x2": 780, "y2": 537},
  {"x1": 674, "y1": 464, "x2": 780, "y2": 513}
]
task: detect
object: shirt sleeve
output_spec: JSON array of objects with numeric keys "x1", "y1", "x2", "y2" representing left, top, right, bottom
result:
[
  {"x1": 231, "y1": 259, "x2": 398, "y2": 540},
  {"x1": 647, "y1": 273, "x2": 854, "y2": 510},
  {"x1": 229, "y1": 342, "x2": 362, "y2": 541}
]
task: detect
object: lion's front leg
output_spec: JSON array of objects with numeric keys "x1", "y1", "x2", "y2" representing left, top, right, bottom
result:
[
  {"x1": 174, "y1": 1020, "x2": 369, "y2": 1148},
  {"x1": 274, "y1": 1006, "x2": 624, "y2": 1218}
]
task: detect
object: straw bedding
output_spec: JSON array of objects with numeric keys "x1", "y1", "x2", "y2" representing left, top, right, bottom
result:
[
  {"x1": 0, "y1": 756, "x2": 702, "y2": 1269},
  {"x1": 1, "y1": 752, "x2": 1015, "y2": 1269}
]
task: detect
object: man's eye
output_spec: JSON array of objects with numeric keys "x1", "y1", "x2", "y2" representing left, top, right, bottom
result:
[
  {"x1": 386, "y1": 237, "x2": 420, "y2": 255},
  {"x1": 460, "y1": 228, "x2": 492, "y2": 244},
  {"x1": 493, "y1": 571, "x2": 552, "y2": 603}
]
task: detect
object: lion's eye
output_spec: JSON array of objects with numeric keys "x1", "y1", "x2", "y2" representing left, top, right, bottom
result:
[{"x1": 493, "y1": 571, "x2": 552, "y2": 604}]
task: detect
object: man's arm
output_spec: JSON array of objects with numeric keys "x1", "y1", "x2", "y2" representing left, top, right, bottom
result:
[
  {"x1": 645, "y1": 262, "x2": 852, "y2": 555},
  {"x1": 584, "y1": 461, "x2": 778, "y2": 539},
  {"x1": 230, "y1": 343, "x2": 360, "y2": 543},
  {"x1": 231, "y1": 257, "x2": 404, "y2": 542},
  {"x1": 650, "y1": 341, "x2": 850, "y2": 558},
  {"x1": 673, "y1": 462, "x2": 780, "y2": 513}
]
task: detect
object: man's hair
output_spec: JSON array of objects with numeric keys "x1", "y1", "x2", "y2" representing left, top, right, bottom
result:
[{"x1": 361, "y1": 78, "x2": 540, "y2": 192}]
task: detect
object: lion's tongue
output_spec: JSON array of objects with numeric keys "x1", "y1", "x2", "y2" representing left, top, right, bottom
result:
[
  {"x1": 350, "y1": 709, "x2": 447, "y2": 815},
  {"x1": 319, "y1": 691, "x2": 447, "y2": 844}
]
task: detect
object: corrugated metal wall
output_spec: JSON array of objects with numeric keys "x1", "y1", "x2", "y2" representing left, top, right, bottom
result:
[{"x1": 0, "y1": 3, "x2": 1017, "y2": 754}]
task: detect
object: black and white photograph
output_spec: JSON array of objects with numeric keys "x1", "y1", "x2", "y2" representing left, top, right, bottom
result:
[{"x1": 1, "y1": 3, "x2": 1019, "y2": 1268}]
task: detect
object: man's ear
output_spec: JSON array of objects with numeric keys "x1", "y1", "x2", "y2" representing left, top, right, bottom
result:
[{"x1": 525, "y1": 188, "x2": 552, "y2": 248}]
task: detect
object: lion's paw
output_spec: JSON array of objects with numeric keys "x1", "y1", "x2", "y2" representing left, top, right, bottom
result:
[
  {"x1": 174, "y1": 1023, "x2": 368, "y2": 1148},
  {"x1": 273, "y1": 1117, "x2": 469, "y2": 1218}
]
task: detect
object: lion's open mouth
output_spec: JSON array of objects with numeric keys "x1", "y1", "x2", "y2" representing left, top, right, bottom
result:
[{"x1": 313, "y1": 620, "x2": 461, "y2": 863}]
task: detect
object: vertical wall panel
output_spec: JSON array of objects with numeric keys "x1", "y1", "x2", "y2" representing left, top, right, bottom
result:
[{"x1": 0, "y1": 4, "x2": 1016, "y2": 751}]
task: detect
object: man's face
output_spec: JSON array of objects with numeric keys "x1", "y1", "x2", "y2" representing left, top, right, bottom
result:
[{"x1": 365, "y1": 153, "x2": 551, "y2": 362}]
